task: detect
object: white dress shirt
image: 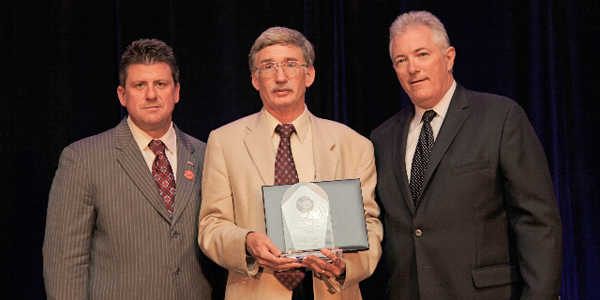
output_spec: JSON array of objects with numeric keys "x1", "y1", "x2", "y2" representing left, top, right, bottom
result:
[
  {"x1": 406, "y1": 80, "x2": 456, "y2": 180},
  {"x1": 127, "y1": 116, "x2": 178, "y2": 182},
  {"x1": 263, "y1": 106, "x2": 316, "y2": 182}
]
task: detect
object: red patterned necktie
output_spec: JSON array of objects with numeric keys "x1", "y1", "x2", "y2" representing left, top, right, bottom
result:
[
  {"x1": 274, "y1": 124, "x2": 299, "y2": 185},
  {"x1": 410, "y1": 110, "x2": 436, "y2": 207},
  {"x1": 272, "y1": 124, "x2": 305, "y2": 290},
  {"x1": 148, "y1": 140, "x2": 176, "y2": 217}
]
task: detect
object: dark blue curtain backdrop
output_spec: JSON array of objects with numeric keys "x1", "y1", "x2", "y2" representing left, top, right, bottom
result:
[{"x1": 1, "y1": 0, "x2": 598, "y2": 299}]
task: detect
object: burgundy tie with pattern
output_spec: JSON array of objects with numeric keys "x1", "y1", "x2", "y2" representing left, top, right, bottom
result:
[
  {"x1": 148, "y1": 140, "x2": 176, "y2": 217},
  {"x1": 272, "y1": 124, "x2": 305, "y2": 290},
  {"x1": 410, "y1": 110, "x2": 436, "y2": 207}
]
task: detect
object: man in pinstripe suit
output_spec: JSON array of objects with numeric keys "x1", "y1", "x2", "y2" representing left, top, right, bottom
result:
[{"x1": 43, "y1": 39, "x2": 212, "y2": 299}]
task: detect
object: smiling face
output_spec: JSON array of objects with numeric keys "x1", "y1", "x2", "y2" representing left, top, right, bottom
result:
[
  {"x1": 391, "y1": 25, "x2": 455, "y2": 109},
  {"x1": 251, "y1": 43, "x2": 315, "y2": 123},
  {"x1": 117, "y1": 62, "x2": 180, "y2": 138}
]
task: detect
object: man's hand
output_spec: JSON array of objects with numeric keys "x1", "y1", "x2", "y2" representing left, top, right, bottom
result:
[
  {"x1": 245, "y1": 232, "x2": 301, "y2": 271},
  {"x1": 302, "y1": 248, "x2": 346, "y2": 278}
]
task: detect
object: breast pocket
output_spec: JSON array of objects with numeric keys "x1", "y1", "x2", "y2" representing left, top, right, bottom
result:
[{"x1": 451, "y1": 159, "x2": 490, "y2": 176}]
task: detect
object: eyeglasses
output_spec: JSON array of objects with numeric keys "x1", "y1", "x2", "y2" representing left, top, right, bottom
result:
[{"x1": 253, "y1": 61, "x2": 308, "y2": 79}]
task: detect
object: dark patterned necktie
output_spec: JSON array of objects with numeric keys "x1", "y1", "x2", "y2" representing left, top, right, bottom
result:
[
  {"x1": 272, "y1": 124, "x2": 305, "y2": 290},
  {"x1": 274, "y1": 124, "x2": 299, "y2": 185},
  {"x1": 148, "y1": 140, "x2": 176, "y2": 217},
  {"x1": 410, "y1": 110, "x2": 436, "y2": 207}
]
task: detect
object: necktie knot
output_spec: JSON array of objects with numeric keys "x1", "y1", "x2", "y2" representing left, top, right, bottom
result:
[
  {"x1": 148, "y1": 140, "x2": 166, "y2": 155},
  {"x1": 422, "y1": 110, "x2": 436, "y2": 123},
  {"x1": 275, "y1": 124, "x2": 296, "y2": 139}
]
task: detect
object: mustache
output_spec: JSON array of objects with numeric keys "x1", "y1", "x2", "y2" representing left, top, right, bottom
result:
[{"x1": 270, "y1": 84, "x2": 294, "y2": 93}]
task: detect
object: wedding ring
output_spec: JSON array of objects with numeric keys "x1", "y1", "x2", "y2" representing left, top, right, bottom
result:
[{"x1": 321, "y1": 269, "x2": 326, "y2": 274}]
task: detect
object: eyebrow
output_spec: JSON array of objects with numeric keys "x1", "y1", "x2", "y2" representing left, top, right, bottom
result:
[
  {"x1": 393, "y1": 47, "x2": 428, "y2": 61},
  {"x1": 260, "y1": 57, "x2": 300, "y2": 64}
]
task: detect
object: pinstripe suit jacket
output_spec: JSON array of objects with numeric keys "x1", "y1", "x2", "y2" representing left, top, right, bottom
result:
[{"x1": 43, "y1": 119, "x2": 211, "y2": 300}]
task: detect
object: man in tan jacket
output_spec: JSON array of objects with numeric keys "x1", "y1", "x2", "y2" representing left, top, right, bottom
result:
[{"x1": 198, "y1": 27, "x2": 383, "y2": 299}]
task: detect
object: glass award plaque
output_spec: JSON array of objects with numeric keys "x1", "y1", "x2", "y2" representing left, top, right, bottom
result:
[
  {"x1": 280, "y1": 182, "x2": 334, "y2": 260},
  {"x1": 262, "y1": 179, "x2": 369, "y2": 262}
]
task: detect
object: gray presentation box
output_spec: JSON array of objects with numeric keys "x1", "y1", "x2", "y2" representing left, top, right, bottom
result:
[{"x1": 262, "y1": 178, "x2": 369, "y2": 259}]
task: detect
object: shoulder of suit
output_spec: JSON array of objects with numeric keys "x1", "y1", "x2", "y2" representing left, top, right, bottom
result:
[
  {"x1": 463, "y1": 88, "x2": 519, "y2": 109},
  {"x1": 64, "y1": 125, "x2": 119, "y2": 154},
  {"x1": 370, "y1": 108, "x2": 409, "y2": 139},
  {"x1": 210, "y1": 112, "x2": 258, "y2": 135},
  {"x1": 174, "y1": 126, "x2": 207, "y2": 150},
  {"x1": 311, "y1": 115, "x2": 370, "y2": 143}
]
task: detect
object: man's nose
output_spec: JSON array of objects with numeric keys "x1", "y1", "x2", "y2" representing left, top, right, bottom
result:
[
  {"x1": 408, "y1": 58, "x2": 420, "y2": 74},
  {"x1": 146, "y1": 85, "x2": 158, "y2": 99},
  {"x1": 274, "y1": 65, "x2": 288, "y2": 82}
]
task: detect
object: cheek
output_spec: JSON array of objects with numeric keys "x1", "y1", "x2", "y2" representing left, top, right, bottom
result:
[{"x1": 396, "y1": 70, "x2": 410, "y2": 85}]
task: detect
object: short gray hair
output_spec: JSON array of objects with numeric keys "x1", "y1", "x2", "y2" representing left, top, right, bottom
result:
[
  {"x1": 389, "y1": 11, "x2": 450, "y2": 59},
  {"x1": 119, "y1": 39, "x2": 179, "y2": 87},
  {"x1": 248, "y1": 27, "x2": 315, "y2": 72}
]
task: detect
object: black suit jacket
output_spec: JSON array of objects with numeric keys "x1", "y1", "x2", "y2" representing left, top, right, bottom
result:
[{"x1": 371, "y1": 84, "x2": 562, "y2": 300}]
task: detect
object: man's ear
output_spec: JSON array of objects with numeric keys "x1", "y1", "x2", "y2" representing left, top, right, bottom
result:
[
  {"x1": 251, "y1": 73, "x2": 261, "y2": 91},
  {"x1": 305, "y1": 66, "x2": 315, "y2": 88},
  {"x1": 117, "y1": 86, "x2": 126, "y2": 106},
  {"x1": 445, "y1": 46, "x2": 456, "y2": 71},
  {"x1": 174, "y1": 83, "x2": 180, "y2": 104}
]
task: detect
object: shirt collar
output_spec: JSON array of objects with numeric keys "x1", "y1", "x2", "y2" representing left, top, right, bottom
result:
[
  {"x1": 413, "y1": 80, "x2": 456, "y2": 123},
  {"x1": 263, "y1": 105, "x2": 310, "y2": 144},
  {"x1": 127, "y1": 116, "x2": 177, "y2": 155}
]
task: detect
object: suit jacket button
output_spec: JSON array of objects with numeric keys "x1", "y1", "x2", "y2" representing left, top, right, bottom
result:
[
  {"x1": 173, "y1": 268, "x2": 180, "y2": 275},
  {"x1": 415, "y1": 229, "x2": 422, "y2": 237},
  {"x1": 171, "y1": 230, "x2": 179, "y2": 237}
]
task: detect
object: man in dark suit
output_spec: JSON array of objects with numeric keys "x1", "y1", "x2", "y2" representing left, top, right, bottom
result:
[
  {"x1": 371, "y1": 11, "x2": 562, "y2": 299},
  {"x1": 43, "y1": 39, "x2": 211, "y2": 299}
]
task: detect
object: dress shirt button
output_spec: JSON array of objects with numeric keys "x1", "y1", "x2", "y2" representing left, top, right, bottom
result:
[
  {"x1": 171, "y1": 230, "x2": 179, "y2": 237},
  {"x1": 173, "y1": 268, "x2": 180, "y2": 275},
  {"x1": 415, "y1": 229, "x2": 423, "y2": 237}
]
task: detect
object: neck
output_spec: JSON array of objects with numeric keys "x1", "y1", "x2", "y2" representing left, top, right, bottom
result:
[{"x1": 265, "y1": 106, "x2": 303, "y2": 124}]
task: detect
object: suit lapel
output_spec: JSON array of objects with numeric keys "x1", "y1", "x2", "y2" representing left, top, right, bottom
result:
[
  {"x1": 420, "y1": 84, "x2": 470, "y2": 201},
  {"x1": 244, "y1": 112, "x2": 277, "y2": 186},
  {"x1": 115, "y1": 119, "x2": 172, "y2": 222},
  {"x1": 393, "y1": 109, "x2": 417, "y2": 215},
  {"x1": 311, "y1": 114, "x2": 338, "y2": 182},
  {"x1": 171, "y1": 126, "x2": 196, "y2": 223}
]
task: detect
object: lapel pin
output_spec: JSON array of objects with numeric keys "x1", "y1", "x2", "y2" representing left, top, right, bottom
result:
[
  {"x1": 187, "y1": 161, "x2": 194, "y2": 166},
  {"x1": 185, "y1": 170, "x2": 195, "y2": 180}
]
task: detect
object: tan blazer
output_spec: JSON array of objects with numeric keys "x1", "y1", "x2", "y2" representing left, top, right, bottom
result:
[
  {"x1": 199, "y1": 110, "x2": 383, "y2": 300},
  {"x1": 43, "y1": 119, "x2": 212, "y2": 299}
]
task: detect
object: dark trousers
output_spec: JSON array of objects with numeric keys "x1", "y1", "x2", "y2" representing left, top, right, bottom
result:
[{"x1": 292, "y1": 269, "x2": 314, "y2": 300}]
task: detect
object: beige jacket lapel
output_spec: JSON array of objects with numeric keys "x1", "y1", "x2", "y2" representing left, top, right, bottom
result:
[
  {"x1": 243, "y1": 110, "x2": 339, "y2": 184},
  {"x1": 244, "y1": 111, "x2": 276, "y2": 186},
  {"x1": 311, "y1": 114, "x2": 339, "y2": 182}
]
